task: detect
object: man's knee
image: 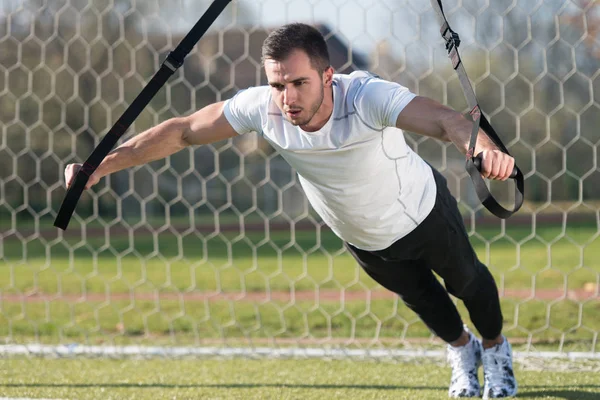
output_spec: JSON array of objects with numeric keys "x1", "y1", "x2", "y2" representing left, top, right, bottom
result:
[{"x1": 447, "y1": 262, "x2": 496, "y2": 300}]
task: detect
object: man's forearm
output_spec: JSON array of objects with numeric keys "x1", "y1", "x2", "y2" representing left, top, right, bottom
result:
[
  {"x1": 441, "y1": 112, "x2": 498, "y2": 155},
  {"x1": 94, "y1": 118, "x2": 189, "y2": 179},
  {"x1": 396, "y1": 96, "x2": 498, "y2": 154}
]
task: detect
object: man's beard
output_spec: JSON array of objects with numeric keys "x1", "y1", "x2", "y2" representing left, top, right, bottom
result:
[{"x1": 287, "y1": 84, "x2": 324, "y2": 127}]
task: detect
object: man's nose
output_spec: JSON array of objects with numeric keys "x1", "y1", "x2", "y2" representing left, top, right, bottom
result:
[{"x1": 283, "y1": 86, "x2": 297, "y2": 105}]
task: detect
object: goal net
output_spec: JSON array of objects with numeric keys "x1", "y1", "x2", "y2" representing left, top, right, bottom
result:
[{"x1": 1, "y1": 0, "x2": 599, "y2": 359}]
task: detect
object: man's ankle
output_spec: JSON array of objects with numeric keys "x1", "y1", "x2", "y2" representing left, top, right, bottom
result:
[
  {"x1": 482, "y1": 335, "x2": 504, "y2": 349},
  {"x1": 450, "y1": 330, "x2": 471, "y2": 348}
]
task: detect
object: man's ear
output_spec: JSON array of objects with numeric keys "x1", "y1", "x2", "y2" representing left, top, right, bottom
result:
[{"x1": 323, "y1": 66, "x2": 334, "y2": 86}]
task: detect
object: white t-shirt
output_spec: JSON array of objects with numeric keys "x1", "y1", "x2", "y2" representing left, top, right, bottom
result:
[{"x1": 223, "y1": 71, "x2": 436, "y2": 251}]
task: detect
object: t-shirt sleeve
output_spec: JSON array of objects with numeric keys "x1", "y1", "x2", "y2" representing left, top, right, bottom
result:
[
  {"x1": 353, "y1": 76, "x2": 417, "y2": 130},
  {"x1": 223, "y1": 86, "x2": 269, "y2": 135}
]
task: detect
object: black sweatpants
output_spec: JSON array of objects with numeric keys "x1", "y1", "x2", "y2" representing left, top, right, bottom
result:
[{"x1": 345, "y1": 167, "x2": 503, "y2": 343}]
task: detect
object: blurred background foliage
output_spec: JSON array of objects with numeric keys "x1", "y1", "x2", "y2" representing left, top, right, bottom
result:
[{"x1": 0, "y1": 0, "x2": 598, "y2": 227}]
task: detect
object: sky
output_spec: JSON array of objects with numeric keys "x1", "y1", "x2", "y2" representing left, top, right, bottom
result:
[
  {"x1": 0, "y1": 0, "x2": 457, "y2": 56},
  {"x1": 169, "y1": 0, "x2": 569, "y2": 55},
  {"x1": 0, "y1": 0, "x2": 589, "y2": 69},
  {"x1": 172, "y1": 0, "x2": 448, "y2": 57}
]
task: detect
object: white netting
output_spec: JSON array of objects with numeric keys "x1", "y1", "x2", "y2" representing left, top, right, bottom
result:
[{"x1": 0, "y1": 0, "x2": 599, "y2": 358}]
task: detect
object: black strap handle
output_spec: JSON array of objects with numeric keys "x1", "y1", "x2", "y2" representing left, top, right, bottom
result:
[
  {"x1": 54, "y1": 0, "x2": 233, "y2": 230},
  {"x1": 430, "y1": 0, "x2": 524, "y2": 219},
  {"x1": 467, "y1": 113, "x2": 524, "y2": 219}
]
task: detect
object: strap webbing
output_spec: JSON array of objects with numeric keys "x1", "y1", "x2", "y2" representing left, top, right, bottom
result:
[
  {"x1": 54, "y1": 0, "x2": 233, "y2": 230},
  {"x1": 430, "y1": 0, "x2": 524, "y2": 219}
]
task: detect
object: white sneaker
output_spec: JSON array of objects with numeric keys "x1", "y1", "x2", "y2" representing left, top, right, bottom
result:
[
  {"x1": 447, "y1": 331, "x2": 482, "y2": 398},
  {"x1": 482, "y1": 336, "x2": 518, "y2": 399}
]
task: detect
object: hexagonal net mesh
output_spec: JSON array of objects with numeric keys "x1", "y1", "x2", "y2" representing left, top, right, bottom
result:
[{"x1": 0, "y1": 0, "x2": 599, "y2": 359}]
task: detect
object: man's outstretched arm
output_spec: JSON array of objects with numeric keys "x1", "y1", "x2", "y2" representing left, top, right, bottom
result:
[
  {"x1": 65, "y1": 102, "x2": 238, "y2": 189},
  {"x1": 395, "y1": 96, "x2": 514, "y2": 181}
]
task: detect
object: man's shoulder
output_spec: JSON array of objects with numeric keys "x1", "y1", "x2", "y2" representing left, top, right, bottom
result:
[
  {"x1": 333, "y1": 70, "x2": 381, "y2": 87},
  {"x1": 333, "y1": 70, "x2": 390, "y2": 107},
  {"x1": 227, "y1": 85, "x2": 272, "y2": 113}
]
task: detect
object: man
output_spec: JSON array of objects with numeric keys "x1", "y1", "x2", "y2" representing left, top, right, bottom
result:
[{"x1": 65, "y1": 23, "x2": 517, "y2": 398}]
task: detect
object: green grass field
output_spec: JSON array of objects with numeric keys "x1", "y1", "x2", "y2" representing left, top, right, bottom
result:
[
  {"x1": 0, "y1": 218, "x2": 599, "y2": 350},
  {"x1": 1, "y1": 217, "x2": 599, "y2": 398},
  {"x1": 0, "y1": 358, "x2": 599, "y2": 399}
]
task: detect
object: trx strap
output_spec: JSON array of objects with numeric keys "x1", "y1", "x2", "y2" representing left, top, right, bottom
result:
[
  {"x1": 430, "y1": 0, "x2": 524, "y2": 219},
  {"x1": 54, "y1": 0, "x2": 233, "y2": 230}
]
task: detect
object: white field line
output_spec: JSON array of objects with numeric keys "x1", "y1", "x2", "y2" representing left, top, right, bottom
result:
[{"x1": 0, "y1": 344, "x2": 599, "y2": 360}]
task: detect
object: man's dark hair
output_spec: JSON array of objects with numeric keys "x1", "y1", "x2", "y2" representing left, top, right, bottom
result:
[{"x1": 261, "y1": 23, "x2": 331, "y2": 74}]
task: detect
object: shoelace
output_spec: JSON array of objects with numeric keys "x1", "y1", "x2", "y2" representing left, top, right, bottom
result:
[{"x1": 482, "y1": 351, "x2": 511, "y2": 388}]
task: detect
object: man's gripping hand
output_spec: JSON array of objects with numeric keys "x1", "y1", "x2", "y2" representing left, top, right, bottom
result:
[
  {"x1": 65, "y1": 163, "x2": 100, "y2": 190},
  {"x1": 476, "y1": 149, "x2": 515, "y2": 181}
]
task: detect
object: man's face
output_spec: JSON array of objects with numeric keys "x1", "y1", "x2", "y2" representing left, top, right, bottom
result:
[{"x1": 264, "y1": 49, "x2": 331, "y2": 128}]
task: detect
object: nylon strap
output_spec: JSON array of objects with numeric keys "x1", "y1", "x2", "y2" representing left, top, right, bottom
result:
[
  {"x1": 430, "y1": 0, "x2": 524, "y2": 219},
  {"x1": 54, "y1": 0, "x2": 233, "y2": 230}
]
